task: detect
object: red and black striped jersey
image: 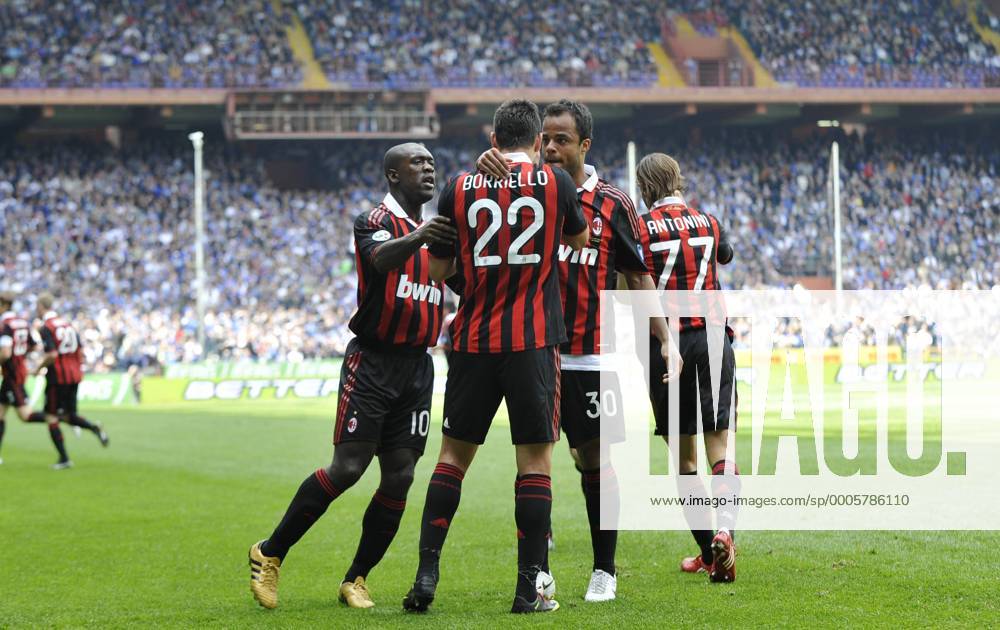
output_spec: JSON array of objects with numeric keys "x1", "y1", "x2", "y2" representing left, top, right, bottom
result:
[
  {"x1": 349, "y1": 193, "x2": 444, "y2": 351},
  {"x1": 430, "y1": 153, "x2": 587, "y2": 354},
  {"x1": 0, "y1": 312, "x2": 36, "y2": 384},
  {"x1": 560, "y1": 166, "x2": 647, "y2": 356},
  {"x1": 39, "y1": 312, "x2": 83, "y2": 384},
  {"x1": 637, "y1": 196, "x2": 729, "y2": 332}
]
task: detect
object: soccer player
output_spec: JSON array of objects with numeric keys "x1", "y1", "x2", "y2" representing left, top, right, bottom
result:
[
  {"x1": 249, "y1": 143, "x2": 455, "y2": 610},
  {"x1": 0, "y1": 291, "x2": 72, "y2": 467},
  {"x1": 635, "y1": 153, "x2": 740, "y2": 583},
  {"x1": 476, "y1": 100, "x2": 679, "y2": 602},
  {"x1": 402, "y1": 99, "x2": 589, "y2": 615},
  {"x1": 34, "y1": 293, "x2": 109, "y2": 469}
]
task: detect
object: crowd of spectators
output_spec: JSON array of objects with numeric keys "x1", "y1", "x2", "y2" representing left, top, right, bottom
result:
[
  {"x1": 292, "y1": 0, "x2": 659, "y2": 88},
  {"x1": 2, "y1": 0, "x2": 998, "y2": 89},
  {"x1": 0, "y1": 128, "x2": 996, "y2": 369},
  {"x1": 674, "y1": 0, "x2": 1000, "y2": 87},
  {"x1": 0, "y1": 0, "x2": 299, "y2": 87}
]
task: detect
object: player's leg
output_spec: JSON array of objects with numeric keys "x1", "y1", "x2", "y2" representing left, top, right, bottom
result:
[
  {"x1": 672, "y1": 434, "x2": 715, "y2": 573},
  {"x1": 340, "y1": 446, "x2": 419, "y2": 607},
  {"x1": 342, "y1": 349, "x2": 434, "y2": 608},
  {"x1": 250, "y1": 342, "x2": 387, "y2": 609},
  {"x1": 405, "y1": 350, "x2": 499, "y2": 612},
  {"x1": 512, "y1": 441, "x2": 556, "y2": 612},
  {"x1": 505, "y1": 346, "x2": 560, "y2": 613},
  {"x1": 60, "y1": 385, "x2": 108, "y2": 446},
  {"x1": 696, "y1": 326, "x2": 739, "y2": 583},
  {"x1": 249, "y1": 440, "x2": 377, "y2": 609},
  {"x1": 43, "y1": 381, "x2": 71, "y2": 468},
  {"x1": 653, "y1": 331, "x2": 715, "y2": 572},
  {"x1": 0, "y1": 401, "x2": 7, "y2": 462}
]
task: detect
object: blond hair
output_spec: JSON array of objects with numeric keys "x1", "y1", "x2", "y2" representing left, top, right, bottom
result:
[
  {"x1": 37, "y1": 292, "x2": 55, "y2": 310},
  {"x1": 636, "y1": 153, "x2": 685, "y2": 203}
]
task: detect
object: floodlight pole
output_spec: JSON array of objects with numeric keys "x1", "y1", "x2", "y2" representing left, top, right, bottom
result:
[
  {"x1": 188, "y1": 131, "x2": 207, "y2": 353},
  {"x1": 831, "y1": 141, "x2": 843, "y2": 292},
  {"x1": 627, "y1": 141, "x2": 638, "y2": 207}
]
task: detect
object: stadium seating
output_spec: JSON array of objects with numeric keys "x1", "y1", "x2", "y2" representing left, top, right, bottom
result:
[
  {"x1": 1, "y1": 130, "x2": 995, "y2": 368},
  {"x1": 682, "y1": 0, "x2": 1000, "y2": 88},
  {"x1": 2, "y1": 0, "x2": 997, "y2": 88},
  {"x1": 0, "y1": 0, "x2": 300, "y2": 87}
]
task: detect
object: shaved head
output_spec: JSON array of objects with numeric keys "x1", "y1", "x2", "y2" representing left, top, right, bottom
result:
[{"x1": 384, "y1": 142, "x2": 429, "y2": 179}]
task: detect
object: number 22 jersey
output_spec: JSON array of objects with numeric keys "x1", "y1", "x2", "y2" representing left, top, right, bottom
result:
[{"x1": 430, "y1": 152, "x2": 587, "y2": 353}]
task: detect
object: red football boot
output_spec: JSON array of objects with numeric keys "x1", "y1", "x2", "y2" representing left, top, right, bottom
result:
[
  {"x1": 680, "y1": 554, "x2": 713, "y2": 574},
  {"x1": 709, "y1": 529, "x2": 736, "y2": 583}
]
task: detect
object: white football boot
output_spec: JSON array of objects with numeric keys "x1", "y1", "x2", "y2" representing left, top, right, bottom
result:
[{"x1": 584, "y1": 569, "x2": 617, "y2": 602}]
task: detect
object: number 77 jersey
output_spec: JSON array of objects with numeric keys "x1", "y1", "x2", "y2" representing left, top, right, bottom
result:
[
  {"x1": 430, "y1": 153, "x2": 587, "y2": 353},
  {"x1": 637, "y1": 195, "x2": 729, "y2": 332}
]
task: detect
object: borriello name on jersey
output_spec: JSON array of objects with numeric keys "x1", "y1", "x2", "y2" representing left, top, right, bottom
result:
[{"x1": 462, "y1": 170, "x2": 550, "y2": 190}]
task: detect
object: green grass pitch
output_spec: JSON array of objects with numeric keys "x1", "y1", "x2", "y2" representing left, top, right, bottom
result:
[{"x1": 0, "y1": 396, "x2": 996, "y2": 628}]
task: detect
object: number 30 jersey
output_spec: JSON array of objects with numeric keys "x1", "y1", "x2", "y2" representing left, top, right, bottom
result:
[
  {"x1": 430, "y1": 152, "x2": 587, "y2": 354},
  {"x1": 637, "y1": 196, "x2": 731, "y2": 332},
  {"x1": 39, "y1": 312, "x2": 83, "y2": 384}
]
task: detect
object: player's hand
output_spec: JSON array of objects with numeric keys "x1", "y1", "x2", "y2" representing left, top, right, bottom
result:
[
  {"x1": 476, "y1": 148, "x2": 510, "y2": 180},
  {"x1": 661, "y1": 340, "x2": 683, "y2": 383},
  {"x1": 416, "y1": 215, "x2": 458, "y2": 245}
]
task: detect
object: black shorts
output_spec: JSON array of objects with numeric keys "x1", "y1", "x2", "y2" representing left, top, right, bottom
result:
[
  {"x1": 44, "y1": 381, "x2": 78, "y2": 416},
  {"x1": 442, "y1": 346, "x2": 560, "y2": 445},
  {"x1": 559, "y1": 369, "x2": 625, "y2": 448},
  {"x1": 0, "y1": 379, "x2": 28, "y2": 407},
  {"x1": 333, "y1": 338, "x2": 434, "y2": 454},
  {"x1": 649, "y1": 328, "x2": 736, "y2": 436}
]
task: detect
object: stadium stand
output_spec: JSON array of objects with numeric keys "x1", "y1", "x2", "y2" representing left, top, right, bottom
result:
[
  {"x1": 1, "y1": 129, "x2": 996, "y2": 368},
  {"x1": 293, "y1": 0, "x2": 661, "y2": 87},
  {"x1": 0, "y1": 0, "x2": 300, "y2": 87},
  {"x1": 678, "y1": 0, "x2": 1000, "y2": 87},
  {"x1": 2, "y1": 0, "x2": 997, "y2": 88}
]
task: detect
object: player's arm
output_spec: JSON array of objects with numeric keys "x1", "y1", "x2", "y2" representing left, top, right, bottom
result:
[
  {"x1": 371, "y1": 216, "x2": 456, "y2": 274},
  {"x1": 717, "y1": 221, "x2": 734, "y2": 265},
  {"x1": 623, "y1": 271, "x2": 683, "y2": 382},
  {"x1": 0, "y1": 332, "x2": 11, "y2": 362},
  {"x1": 556, "y1": 168, "x2": 589, "y2": 250},
  {"x1": 475, "y1": 147, "x2": 511, "y2": 180},
  {"x1": 35, "y1": 326, "x2": 56, "y2": 375},
  {"x1": 427, "y1": 176, "x2": 460, "y2": 282}
]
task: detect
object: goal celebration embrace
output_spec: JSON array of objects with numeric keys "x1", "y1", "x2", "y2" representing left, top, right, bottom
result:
[
  {"x1": 248, "y1": 98, "x2": 741, "y2": 615},
  {"x1": 4, "y1": 1, "x2": 999, "y2": 625}
]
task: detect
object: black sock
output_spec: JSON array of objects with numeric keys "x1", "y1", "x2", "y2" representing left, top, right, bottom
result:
[
  {"x1": 27, "y1": 412, "x2": 46, "y2": 423},
  {"x1": 417, "y1": 462, "x2": 464, "y2": 577},
  {"x1": 48, "y1": 422, "x2": 69, "y2": 462},
  {"x1": 679, "y1": 470, "x2": 714, "y2": 565},
  {"x1": 0, "y1": 419, "x2": 5, "y2": 452},
  {"x1": 514, "y1": 474, "x2": 551, "y2": 601},
  {"x1": 261, "y1": 468, "x2": 342, "y2": 560},
  {"x1": 67, "y1": 414, "x2": 99, "y2": 433},
  {"x1": 711, "y1": 460, "x2": 741, "y2": 541},
  {"x1": 344, "y1": 490, "x2": 406, "y2": 582},
  {"x1": 517, "y1": 475, "x2": 551, "y2": 573},
  {"x1": 582, "y1": 467, "x2": 618, "y2": 575}
]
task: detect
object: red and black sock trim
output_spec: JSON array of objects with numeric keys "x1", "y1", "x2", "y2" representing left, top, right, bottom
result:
[{"x1": 314, "y1": 467, "x2": 343, "y2": 499}]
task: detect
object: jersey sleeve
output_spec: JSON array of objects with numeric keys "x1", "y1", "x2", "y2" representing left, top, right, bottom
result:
[
  {"x1": 40, "y1": 325, "x2": 56, "y2": 352},
  {"x1": 353, "y1": 209, "x2": 395, "y2": 268},
  {"x1": 0, "y1": 325, "x2": 11, "y2": 348},
  {"x1": 555, "y1": 168, "x2": 587, "y2": 235},
  {"x1": 610, "y1": 195, "x2": 648, "y2": 273},
  {"x1": 428, "y1": 176, "x2": 459, "y2": 259},
  {"x1": 714, "y1": 216, "x2": 734, "y2": 265}
]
